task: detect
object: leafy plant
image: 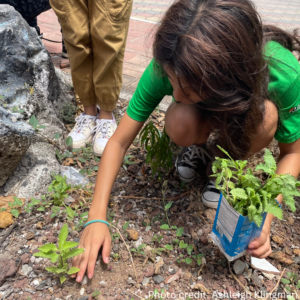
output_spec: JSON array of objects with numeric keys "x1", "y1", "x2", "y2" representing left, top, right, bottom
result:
[
  {"x1": 33, "y1": 224, "x2": 84, "y2": 284},
  {"x1": 140, "y1": 121, "x2": 173, "y2": 177},
  {"x1": 29, "y1": 115, "x2": 46, "y2": 131},
  {"x1": 12, "y1": 106, "x2": 24, "y2": 114},
  {"x1": 48, "y1": 175, "x2": 71, "y2": 206},
  {"x1": 122, "y1": 155, "x2": 135, "y2": 171},
  {"x1": 61, "y1": 103, "x2": 77, "y2": 124},
  {"x1": 24, "y1": 198, "x2": 42, "y2": 214},
  {"x1": 130, "y1": 243, "x2": 147, "y2": 255},
  {"x1": 211, "y1": 146, "x2": 300, "y2": 227}
]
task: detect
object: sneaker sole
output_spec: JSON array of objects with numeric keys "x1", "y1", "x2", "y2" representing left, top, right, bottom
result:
[
  {"x1": 201, "y1": 194, "x2": 219, "y2": 209},
  {"x1": 175, "y1": 156, "x2": 196, "y2": 183}
]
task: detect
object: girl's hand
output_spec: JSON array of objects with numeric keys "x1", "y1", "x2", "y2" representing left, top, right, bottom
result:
[
  {"x1": 71, "y1": 223, "x2": 111, "y2": 282},
  {"x1": 247, "y1": 227, "x2": 272, "y2": 258}
]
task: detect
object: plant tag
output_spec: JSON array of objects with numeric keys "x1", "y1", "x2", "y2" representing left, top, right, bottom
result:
[{"x1": 211, "y1": 194, "x2": 267, "y2": 261}]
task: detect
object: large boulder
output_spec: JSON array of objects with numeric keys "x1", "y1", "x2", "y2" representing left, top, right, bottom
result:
[{"x1": 0, "y1": 5, "x2": 75, "y2": 197}]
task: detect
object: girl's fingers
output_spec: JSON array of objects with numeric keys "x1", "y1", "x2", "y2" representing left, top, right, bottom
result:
[
  {"x1": 87, "y1": 242, "x2": 102, "y2": 279},
  {"x1": 102, "y1": 234, "x2": 112, "y2": 265},
  {"x1": 258, "y1": 248, "x2": 272, "y2": 259},
  {"x1": 248, "y1": 231, "x2": 268, "y2": 249},
  {"x1": 71, "y1": 249, "x2": 83, "y2": 278},
  {"x1": 76, "y1": 247, "x2": 90, "y2": 282},
  {"x1": 248, "y1": 234, "x2": 271, "y2": 258}
]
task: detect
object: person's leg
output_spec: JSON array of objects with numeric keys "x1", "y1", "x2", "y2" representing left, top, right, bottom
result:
[
  {"x1": 50, "y1": 0, "x2": 98, "y2": 148},
  {"x1": 89, "y1": 0, "x2": 133, "y2": 156}
]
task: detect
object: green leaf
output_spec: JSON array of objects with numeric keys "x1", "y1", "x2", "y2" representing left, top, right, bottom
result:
[
  {"x1": 281, "y1": 278, "x2": 290, "y2": 284},
  {"x1": 187, "y1": 244, "x2": 193, "y2": 255},
  {"x1": 66, "y1": 207, "x2": 75, "y2": 218},
  {"x1": 230, "y1": 188, "x2": 247, "y2": 200},
  {"x1": 33, "y1": 251, "x2": 58, "y2": 261},
  {"x1": 29, "y1": 115, "x2": 39, "y2": 128},
  {"x1": 176, "y1": 227, "x2": 184, "y2": 237},
  {"x1": 37, "y1": 207, "x2": 45, "y2": 212},
  {"x1": 62, "y1": 248, "x2": 84, "y2": 260},
  {"x1": 123, "y1": 221, "x2": 129, "y2": 231},
  {"x1": 10, "y1": 209, "x2": 19, "y2": 218},
  {"x1": 137, "y1": 244, "x2": 146, "y2": 251},
  {"x1": 185, "y1": 258, "x2": 192, "y2": 264},
  {"x1": 296, "y1": 280, "x2": 300, "y2": 289},
  {"x1": 160, "y1": 224, "x2": 170, "y2": 230},
  {"x1": 179, "y1": 240, "x2": 188, "y2": 249},
  {"x1": 197, "y1": 258, "x2": 202, "y2": 266},
  {"x1": 54, "y1": 133, "x2": 60, "y2": 139},
  {"x1": 164, "y1": 244, "x2": 173, "y2": 251},
  {"x1": 66, "y1": 136, "x2": 73, "y2": 146},
  {"x1": 58, "y1": 223, "x2": 68, "y2": 251},
  {"x1": 45, "y1": 267, "x2": 60, "y2": 274},
  {"x1": 13, "y1": 196, "x2": 23, "y2": 207},
  {"x1": 62, "y1": 241, "x2": 79, "y2": 251},
  {"x1": 165, "y1": 202, "x2": 173, "y2": 210},
  {"x1": 171, "y1": 226, "x2": 177, "y2": 230},
  {"x1": 60, "y1": 276, "x2": 67, "y2": 284},
  {"x1": 38, "y1": 243, "x2": 58, "y2": 253},
  {"x1": 264, "y1": 203, "x2": 283, "y2": 220},
  {"x1": 67, "y1": 267, "x2": 80, "y2": 275}
]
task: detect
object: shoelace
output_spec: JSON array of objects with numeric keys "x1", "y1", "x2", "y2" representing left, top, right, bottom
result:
[
  {"x1": 181, "y1": 145, "x2": 213, "y2": 168},
  {"x1": 74, "y1": 114, "x2": 95, "y2": 133},
  {"x1": 92, "y1": 119, "x2": 115, "y2": 140}
]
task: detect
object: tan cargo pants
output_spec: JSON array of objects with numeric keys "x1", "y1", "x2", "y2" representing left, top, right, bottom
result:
[{"x1": 49, "y1": 0, "x2": 133, "y2": 111}]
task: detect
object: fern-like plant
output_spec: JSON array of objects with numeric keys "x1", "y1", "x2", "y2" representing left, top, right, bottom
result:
[
  {"x1": 211, "y1": 146, "x2": 300, "y2": 227},
  {"x1": 140, "y1": 121, "x2": 173, "y2": 177}
]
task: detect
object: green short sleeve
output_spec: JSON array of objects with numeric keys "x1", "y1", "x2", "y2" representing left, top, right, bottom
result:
[
  {"x1": 126, "y1": 59, "x2": 173, "y2": 122},
  {"x1": 265, "y1": 41, "x2": 300, "y2": 144}
]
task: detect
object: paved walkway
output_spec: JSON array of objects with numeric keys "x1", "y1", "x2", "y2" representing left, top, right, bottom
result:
[{"x1": 38, "y1": 0, "x2": 300, "y2": 98}]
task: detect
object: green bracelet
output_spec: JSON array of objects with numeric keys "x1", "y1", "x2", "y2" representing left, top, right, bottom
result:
[{"x1": 84, "y1": 220, "x2": 110, "y2": 228}]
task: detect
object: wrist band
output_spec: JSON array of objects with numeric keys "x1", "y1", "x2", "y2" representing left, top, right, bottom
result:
[
  {"x1": 275, "y1": 199, "x2": 282, "y2": 209},
  {"x1": 84, "y1": 220, "x2": 110, "y2": 228}
]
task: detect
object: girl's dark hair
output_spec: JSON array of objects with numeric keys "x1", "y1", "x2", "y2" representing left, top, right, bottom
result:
[{"x1": 153, "y1": 0, "x2": 300, "y2": 159}]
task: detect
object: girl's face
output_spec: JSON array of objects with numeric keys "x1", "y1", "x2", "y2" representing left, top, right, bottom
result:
[{"x1": 164, "y1": 66, "x2": 204, "y2": 105}]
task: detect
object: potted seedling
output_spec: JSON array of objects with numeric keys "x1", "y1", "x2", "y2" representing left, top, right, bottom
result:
[{"x1": 210, "y1": 146, "x2": 300, "y2": 261}]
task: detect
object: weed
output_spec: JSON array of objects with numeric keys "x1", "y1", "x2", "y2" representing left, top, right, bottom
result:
[
  {"x1": 12, "y1": 106, "x2": 24, "y2": 114},
  {"x1": 281, "y1": 272, "x2": 300, "y2": 292},
  {"x1": 122, "y1": 155, "x2": 134, "y2": 171},
  {"x1": 29, "y1": 115, "x2": 46, "y2": 131},
  {"x1": 33, "y1": 224, "x2": 84, "y2": 284},
  {"x1": 61, "y1": 103, "x2": 77, "y2": 124},
  {"x1": 48, "y1": 175, "x2": 71, "y2": 206},
  {"x1": 92, "y1": 289, "x2": 101, "y2": 299},
  {"x1": 130, "y1": 244, "x2": 147, "y2": 255}
]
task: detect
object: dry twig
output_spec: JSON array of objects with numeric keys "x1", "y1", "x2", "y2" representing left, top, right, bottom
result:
[
  {"x1": 265, "y1": 268, "x2": 286, "y2": 300},
  {"x1": 0, "y1": 222, "x2": 17, "y2": 246},
  {"x1": 112, "y1": 191, "x2": 190, "y2": 201}
]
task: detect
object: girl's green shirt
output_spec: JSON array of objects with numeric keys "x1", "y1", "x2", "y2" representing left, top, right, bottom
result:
[{"x1": 127, "y1": 41, "x2": 300, "y2": 144}]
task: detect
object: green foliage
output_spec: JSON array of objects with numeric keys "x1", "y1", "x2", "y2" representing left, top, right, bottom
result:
[
  {"x1": 24, "y1": 197, "x2": 41, "y2": 214},
  {"x1": 140, "y1": 121, "x2": 173, "y2": 177},
  {"x1": 2, "y1": 196, "x2": 24, "y2": 217},
  {"x1": 66, "y1": 136, "x2": 73, "y2": 147},
  {"x1": 34, "y1": 224, "x2": 84, "y2": 284},
  {"x1": 61, "y1": 103, "x2": 77, "y2": 124},
  {"x1": 29, "y1": 115, "x2": 46, "y2": 131},
  {"x1": 12, "y1": 106, "x2": 24, "y2": 114},
  {"x1": 176, "y1": 227, "x2": 184, "y2": 237},
  {"x1": 123, "y1": 155, "x2": 135, "y2": 171},
  {"x1": 211, "y1": 146, "x2": 300, "y2": 227},
  {"x1": 48, "y1": 175, "x2": 71, "y2": 206},
  {"x1": 130, "y1": 244, "x2": 146, "y2": 255},
  {"x1": 92, "y1": 289, "x2": 101, "y2": 299}
]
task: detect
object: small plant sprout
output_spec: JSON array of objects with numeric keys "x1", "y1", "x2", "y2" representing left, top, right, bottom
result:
[
  {"x1": 131, "y1": 244, "x2": 147, "y2": 255},
  {"x1": 140, "y1": 121, "x2": 173, "y2": 177},
  {"x1": 211, "y1": 146, "x2": 300, "y2": 227},
  {"x1": 281, "y1": 272, "x2": 300, "y2": 293},
  {"x1": 92, "y1": 289, "x2": 101, "y2": 299},
  {"x1": 2, "y1": 196, "x2": 23, "y2": 218},
  {"x1": 29, "y1": 115, "x2": 46, "y2": 131},
  {"x1": 33, "y1": 224, "x2": 84, "y2": 284},
  {"x1": 48, "y1": 175, "x2": 71, "y2": 206}
]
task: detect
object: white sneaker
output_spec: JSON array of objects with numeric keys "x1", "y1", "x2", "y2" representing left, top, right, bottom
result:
[
  {"x1": 201, "y1": 180, "x2": 221, "y2": 209},
  {"x1": 67, "y1": 113, "x2": 97, "y2": 149},
  {"x1": 92, "y1": 116, "x2": 117, "y2": 157}
]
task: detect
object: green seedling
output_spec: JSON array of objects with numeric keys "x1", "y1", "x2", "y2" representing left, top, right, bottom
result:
[
  {"x1": 12, "y1": 106, "x2": 24, "y2": 113},
  {"x1": 29, "y1": 115, "x2": 46, "y2": 131},
  {"x1": 140, "y1": 121, "x2": 173, "y2": 177},
  {"x1": 92, "y1": 289, "x2": 101, "y2": 299},
  {"x1": 211, "y1": 146, "x2": 300, "y2": 227},
  {"x1": 131, "y1": 243, "x2": 147, "y2": 255},
  {"x1": 48, "y1": 175, "x2": 71, "y2": 206},
  {"x1": 33, "y1": 224, "x2": 84, "y2": 284},
  {"x1": 281, "y1": 272, "x2": 300, "y2": 292},
  {"x1": 123, "y1": 155, "x2": 135, "y2": 171},
  {"x1": 1, "y1": 196, "x2": 23, "y2": 218},
  {"x1": 24, "y1": 197, "x2": 42, "y2": 214}
]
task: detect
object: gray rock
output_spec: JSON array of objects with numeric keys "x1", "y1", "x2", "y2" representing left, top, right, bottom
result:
[
  {"x1": 113, "y1": 244, "x2": 119, "y2": 252},
  {"x1": 21, "y1": 265, "x2": 33, "y2": 276},
  {"x1": 142, "y1": 277, "x2": 150, "y2": 286},
  {"x1": 153, "y1": 275, "x2": 164, "y2": 284},
  {"x1": 0, "y1": 5, "x2": 75, "y2": 190},
  {"x1": 233, "y1": 260, "x2": 246, "y2": 275},
  {"x1": 294, "y1": 256, "x2": 300, "y2": 264},
  {"x1": 252, "y1": 273, "x2": 263, "y2": 287},
  {"x1": 81, "y1": 276, "x2": 88, "y2": 286},
  {"x1": 78, "y1": 297, "x2": 89, "y2": 300}
]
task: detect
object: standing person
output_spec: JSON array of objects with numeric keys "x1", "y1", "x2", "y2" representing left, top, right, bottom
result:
[
  {"x1": 49, "y1": 0, "x2": 133, "y2": 156},
  {"x1": 70, "y1": 0, "x2": 300, "y2": 282}
]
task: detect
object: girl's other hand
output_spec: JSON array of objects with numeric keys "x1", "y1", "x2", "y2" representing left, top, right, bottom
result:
[
  {"x1": 71, "y1": 222, "x2": 111, "y2": 282},
  {"x1": 247, "y1": 228, "x2": 272, "y2": 258}
]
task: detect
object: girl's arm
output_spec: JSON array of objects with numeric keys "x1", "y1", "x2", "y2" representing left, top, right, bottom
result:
[
  {"x1": 72, "y1": 113, "x2": 144, "y2": 282},
  {"x1": 248, "y1": 138, "x2": 300, "y2": 258}
]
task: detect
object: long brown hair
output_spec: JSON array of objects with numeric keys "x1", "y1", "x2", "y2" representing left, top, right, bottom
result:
[{"x1": 153, "y1": 0, "x2": 300, "y2": 159}]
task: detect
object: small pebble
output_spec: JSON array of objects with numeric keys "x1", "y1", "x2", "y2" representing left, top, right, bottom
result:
[{"x1": 79, "y1": 287, "x2": 85, "y2": 295}]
